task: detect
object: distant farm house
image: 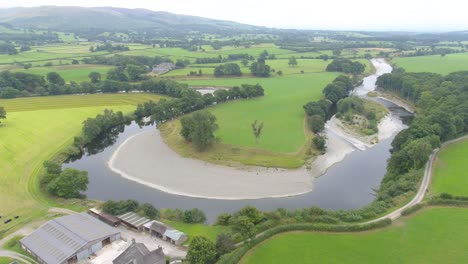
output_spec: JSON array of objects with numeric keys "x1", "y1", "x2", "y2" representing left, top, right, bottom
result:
[{"x1": 152, "y1": 63, "x2": 176, "y2": 75}]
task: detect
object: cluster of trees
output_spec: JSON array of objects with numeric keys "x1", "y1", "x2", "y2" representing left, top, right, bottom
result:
[
  {"x1": 249, "y1": 59, "x2": 271, "y2": 77},
  {"x1": 0, "y1": 43, "x2": 17, "y2": 55},
  {"x1": 322, "y1": 75, "x2": 354, "y2": 103},
  {"x1": 90, "y1": 43, "x2": 129, "y2": 52},
  {"x1": 214, "y1": 63, "x2": 242, "y2": 77},
  {"x1": 83, "y1": 54, "x2": 172, "y2": 68},
  {"x1": 187, "y1": 234, "x2": 235, "y2": 264},
  {"x1": 41, "y1": 161, "x2": 89, "y2": 199},
  {"x1": 326, "y1": 58, "x2": 366, "y2": 75},
  {"x1": 195, "y1": 56, "x2": 223, "y2": 64},
  {"x1": 102, "y1": 199, "x2": 160, "y2": 219},
  {"x1": 181, "y1": 111, "x2": 219, "y2": 151},
  {"x1": 0, "y1": 106, "x2": 6, "y2": 124},
  {"x1": 160, "y1": 208, "x2": 207, "y2": 224},
  {"x1": 107, "y1": 64, "x2": 149, "y2": 82},
  {"x1": 336, "y1": 97, "x2": 380, "y2": 135},
  {"x1": 375, "y1": 71, "x2": 467, "y2": 202},
  {"x1": 75, "y1": 109, "x2": 131, "y2": 148}
]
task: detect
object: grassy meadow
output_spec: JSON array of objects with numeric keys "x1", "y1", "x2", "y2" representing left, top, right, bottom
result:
[
  {"x1": 241, "y1": 207, "x2": 468, "y2": 264},
  {"x1": 431, "y1": 139, "x2": 468, "y2": 196},
  {"x1": 165, "y1": 220, "x2": 230, "y2": 244},
  {"x1": 393, "y1": 53, "x2": 468, "y2": 75},
  {"x1": 0, "y1": 93, "x2": 164, "y2": 237}
]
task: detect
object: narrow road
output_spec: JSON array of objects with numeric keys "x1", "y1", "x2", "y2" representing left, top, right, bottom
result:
[{"x1": 364, "y1": 135, "x2": 468, "y2": 224}]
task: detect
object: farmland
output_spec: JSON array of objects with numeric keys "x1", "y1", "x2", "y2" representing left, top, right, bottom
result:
[
  {"x1": 392, "y1": 53, "x2": 468, "y2": 75},
  {"x1": 0, "y1": 93, "x2": 164, "y2": 237},
  {"x1": 431, "y1": 139, "x2": 468, "y2": 196},
  {"x1": 241, "y1": 207, "x2": 468, "y2": 264}
]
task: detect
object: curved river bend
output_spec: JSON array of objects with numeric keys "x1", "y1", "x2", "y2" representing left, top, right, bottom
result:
[{"x1": 64, "y1": 59, "x2": 411, "y2": 222}]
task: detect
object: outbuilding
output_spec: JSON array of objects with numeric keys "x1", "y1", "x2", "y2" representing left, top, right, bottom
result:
[
  {"x1": 163, "y1": 230, "x2": 187, "y2": 246},
  {"x1": 20, "y1": 212, "x2": 121, "y2": 264},
  {"x1": 117, "y1": 212, "x2": 151, "y2": 231}
]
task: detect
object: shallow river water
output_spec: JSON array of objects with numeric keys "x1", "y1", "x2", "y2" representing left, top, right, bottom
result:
[{"x1": 64, "y1": 59, "x2": 411, "y2": 222}]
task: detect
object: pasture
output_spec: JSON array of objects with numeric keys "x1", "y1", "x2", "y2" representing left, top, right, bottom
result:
[
  {"x1": 0, "y1": 93, "x2": 164, "y2": 237},
  {"x1": 183, "y1": 72, "x2": 339, "y2": 153},
  {"x1": 431, "y1": 139, "x2": 468, "y2": 196},
  {"x1": 393, "y1": 53, "x2": 468, "y2": 75},
  {"x1": 241, "y1": 207, "x2": 468, "y2": 264}
]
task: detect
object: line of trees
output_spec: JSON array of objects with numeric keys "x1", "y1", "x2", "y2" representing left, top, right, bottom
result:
[
  {"x1": 83, "y1": 54, "x2": 172, "y2": 68},
  {"x1": 90, "y1": 43, "x2": 129, "y2": 52},
  {"x1": 303, "y1": 75, "x2": 354, "y2": 152},
  {"x1": 134, "y1": 81, "x2": 264, "y2": 125}
]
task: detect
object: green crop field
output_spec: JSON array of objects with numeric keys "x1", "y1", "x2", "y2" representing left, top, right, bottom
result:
[
  {"x1": 431, "y1": 139, "x2": 468, "y2": 196},
  {"x1": 241, "y1": 207, "x2": 468, "y2": 264},
  {"x1": 393, "y1": 53, "x2": 468, "y2": 75},
  {"x1": 185, "y1": 72, "x2": 339, "y2": 153},
  {"x1": 0, "y1": 93, "x2": 164, "y2": 237},
  {"x1": 13, "y1": 64, "x2": 113, "y2": 83}
]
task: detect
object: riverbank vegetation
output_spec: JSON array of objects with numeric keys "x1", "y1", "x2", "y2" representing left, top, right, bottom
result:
[{"x1": 336, "y1": 97, "x2": 388, "y2": 136}]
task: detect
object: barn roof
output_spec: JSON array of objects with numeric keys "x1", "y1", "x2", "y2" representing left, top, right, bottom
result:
[
  {"x1": 20, "y1": 212, "x2": 120, "y2": 264},
  {"x1": 118, "y1": 212, "x2": 151, "y2": 228}
]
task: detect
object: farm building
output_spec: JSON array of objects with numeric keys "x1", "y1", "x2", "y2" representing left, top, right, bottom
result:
[
  {"x1": 20, "y1": 212, "x2": 121, "y2": 264},
  {"x1": 152, "y1": 63, "x2": 175, "y2": 74},
  {"x1": 143, "y1": 220, "x2": 167, "y2": 238},
  {"x1": 142, "y1": 220, "x2": 187, "y2": 246},
  {"x1": 88, "y1": 208, "x2": 120, "y2": 226},
  {"x1": 118, "y1": 212, "x2": 151, "y2": 231},
  {"x1": 113, "y1": 240, "x2": 165, "y2": 264},
  {"x1": 163, "y1": 230, "x2": 187, "y2": 246}
]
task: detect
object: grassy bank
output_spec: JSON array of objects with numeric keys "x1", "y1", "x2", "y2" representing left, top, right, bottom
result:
[
  {"x1": 241, "y1": 207, "x2": 468, "y2": 264},
  {"x1": 431, "y1": 139, "x2": 468, "y2": 196}
]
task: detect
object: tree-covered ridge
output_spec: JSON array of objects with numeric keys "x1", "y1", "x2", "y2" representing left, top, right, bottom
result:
[{"x1": 376, "y1": 70, "x2": 468, "y2": 201}]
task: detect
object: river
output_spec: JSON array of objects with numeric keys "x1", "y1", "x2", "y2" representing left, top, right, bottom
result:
[{"x1": 64, "y1": 59, "x2": 411, "y2": 222}]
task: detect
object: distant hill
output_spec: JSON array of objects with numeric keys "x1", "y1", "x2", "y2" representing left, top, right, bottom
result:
[{"x1": 0, "y1": 6, "x2": 263, "y2": 32}]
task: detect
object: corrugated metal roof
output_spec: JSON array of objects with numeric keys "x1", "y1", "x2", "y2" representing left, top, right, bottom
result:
[
  {"x1": 163, "y1": 229, "x2": 186, "y2": 241},
  {"x1": 118, "y1": 212, "x2": 151, "y2": 228},
  {"x1": 20, "y1": 212, "x2": 120, "y2": 264}
]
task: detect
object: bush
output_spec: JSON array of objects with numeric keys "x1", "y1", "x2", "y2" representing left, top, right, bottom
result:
[
  {"x1": 183, "y1": 208, "x2": 207, "y2": 224},
  {"x1": 401, "y1": 203, "x2": 425, "y2": 216}
]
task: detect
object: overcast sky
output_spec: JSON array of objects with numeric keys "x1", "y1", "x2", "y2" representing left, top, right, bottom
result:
[{"x1": 1, "y1": 0, "x2": 467, "y2": 31}]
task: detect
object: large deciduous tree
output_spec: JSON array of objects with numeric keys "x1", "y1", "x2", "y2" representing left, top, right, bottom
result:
[
  {"x1": 88, "y1": 71, "x2": 101, "y2": 83},
  {"x1": 180, "y1": 111, "x2": 218, "y2": 151},
  {"x1": 47, "y1": 168, "x2": 89, "y2": 198},
  {"x1": 186, "y1": 236, "x2": 217, "y2": 264}
]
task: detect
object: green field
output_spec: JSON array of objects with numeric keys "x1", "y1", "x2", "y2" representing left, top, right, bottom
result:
[
  {"x1": 165, "y1": 220, "x2": 230, "y2": 244},
  {"x1": 393, "y1": 53, "x2": 468, "y2": 75},
  {"x1": 186, "y1": 73, "x2": 338, "y2": 152},
  {"x1": 431, "y1": 139, "x2": 468, "y2": 196},
  {"x1": 241, "y1": 207, "x2": 468, "y2": 264},
  {"x1": 0, "y1": 93, "x2": 164, "y2": 237},
  {"x1": 13, "y1": 64, "x2": 113, "y2": 83}
]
